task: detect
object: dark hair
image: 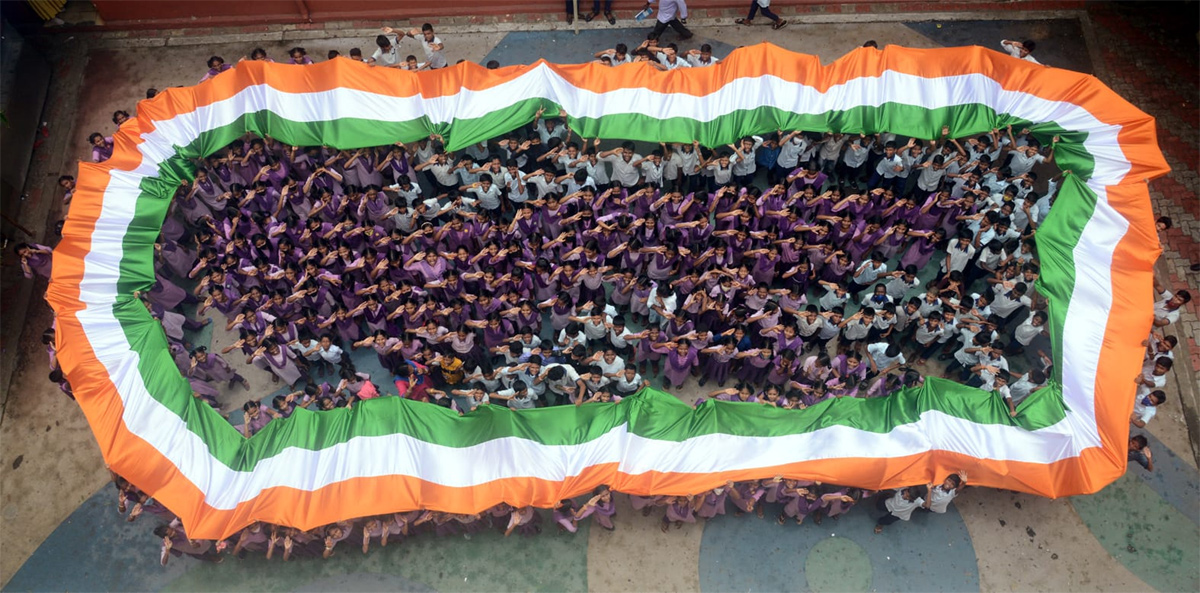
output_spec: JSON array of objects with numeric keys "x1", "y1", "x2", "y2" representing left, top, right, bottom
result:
[
  {"x1": 547, "y1": 366, "x2": 566, "y2": 381},
  {"x1": 1130, "y1": 434, "x2": 1148, "y2": 448},
  {"x1": 1022, "y1": 40, "x2": 1037, "y2": 52},
  {"x1": 486, "y1": 60, "x2": 500, "y2": 69},
  {"x1": 862, "y1": 40, "x2": 879, "y2": 48},
  {"x1": 376, "y1": 35, "x2": 391, "y2": 48}
]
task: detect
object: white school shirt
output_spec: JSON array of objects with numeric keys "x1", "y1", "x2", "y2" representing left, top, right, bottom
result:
[
  {"x1": 866, "y1": 342, "x2": 906, "y2": 370},
  {"x1": 528, "y1": 175, "x2": 562, "y2": 198},
  {"x1": 1153, "y1": 291, "x2": 1181, "y2": 325},
  {"x1": 608, "y1": 327, "x2": 635, "y2": 349},
  {"x1": 542, "y1": 363, "x2": 582, "y2": 394},
  {"x1": 796, "y1": 315, "x2": 825, "y2": 338},
  {"x1": 926, "y1": 486, "x2": 958, "y2": 513},
  {"x1": 499, "y1": 387, "x2": 537, "y2": 409},
  {"x1": 1008, "y1": 150, "x2": 1045, "y2": 176},
  {"x1": 1012, "y1": 313, "x2": 1042, "y2": 346},
  {"x1": 706, "y1": 162, "x2": 733, "y2": 185},
  {"x1": 388, "y1": 182, "x2": 423, "y2": 206},
  {"x1": 371, "y1": 36, "x2": 402, "y2": 66},
  {"x1": 656, "y1": 52, "x2": 691, "y2": 70},
  {"x1": 602, "y1": 153, "x2": 643, "y2": 187},
  {"x1": 841, "y1": 142, "x2": 869, "y2": 168},
  {"x1": 1001, "y1": 41, "x2": 1041, "y2": 64},
  {"x1": 776, "y1": 136, "x2": 808, "y2": 169},
  {"x1": 917, "y1": 163, "x2": 947, "y2": 192},
  {"x1": 503, "y1": 171, "x2": 531, "y2": 203},
  {"x1": 612, "y1": 372, "x2": 644, "y2": 393},
  {"x1": 1008, "y1": 373, "x2": 1042, "y2": 405},
  {"x1": 885, "y1": 275, "x2": 920, "y2": 301},
  {"x1": 662, "y1": 152, "x2": 683, "y2": 181},
  {"x1": 602, "y1": 52, "x2": 633, "y2": 66},
  {"x1": 467, "y1": 184, "x2": 503, "y2": 210},
  {"x1": 426, "y1": 162, "x2": 458, "y2": 186},
  {"x1": 818, "y1": 287, "x2": 849, "y2": 311},
  {"x1": 595, "y1": 356, "x2": 626, "y2": 377},
  {"x1": 535, "y1": 120, "x2": 568, "y2": 145},
  {"x1": 641, "y1": 160, "x2": 665, "y2": 186},
  {"x1": 583, "y1": 160, "x2": 610, "y2": 186},
  {"x1": 1132, "y1": 396, "x2": 1157, "y2": 425},
  {"x1": 885, "y1": 492, "x2": 925, "y2": 521},
  {"x1": 731, "y1": 136, "x2": 764, "y2": 176},
  {"x1": 942, "y1": 243, "x2": 976, "y2": 273},
  {"x1": 852, "y1": 261, "x2": 887, "y2": 285},
  {"x1": 317, "y1": 344, "x2": 344, "y2": 364},
  {"x1": 676, "y1": 149, "x2": 700, "y2": 176},
  {"x1": 820, "y1": 136, "x2": 850, "y2": 162},
  {"x1": 990, "y1": 290, "x2": 1031, "y2": 317},
  {"x1": 874, "y1": 153, "x2": 904, "y2": 179},
  {"x1": 556, "y1": 154, "x2": 586, "y2": 175},
  {"x1": 420, "y1": 36, "x2": 448, "y2": 69},
  {"x1": 686, "y1": 54, "x2": 719, "y2": 67}
]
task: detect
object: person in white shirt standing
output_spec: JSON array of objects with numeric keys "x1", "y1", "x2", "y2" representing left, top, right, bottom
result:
[
  {"x1": 729, "y1": 135, "x2": 764, "y2": 187},
  {"x1": 923, "y1": 472, "x2": 966, "y2": 514},
  {"x1": 643, "y1": 0, "x2": 694, "y2": 41},
  {"x1": 874, "y1": 485, "x2": 927, "y2": 533},
  {"x1": 598, "y1": 142, "x2": 644, "y2": 188},
  {"x1": 685, "y1": 44, "x2": 719, "y2": 67},
  {"x1": 401, "y1": 23, "x2": 446, "y2": 69},
  {"x1": 1000, "y1": 39, "x2": 1042, "y2": 65}
]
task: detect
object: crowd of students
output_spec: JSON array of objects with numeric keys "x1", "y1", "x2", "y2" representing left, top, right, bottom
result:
[{"x1": 30, "y1": 32, "x2": 1192, "y2": 564}]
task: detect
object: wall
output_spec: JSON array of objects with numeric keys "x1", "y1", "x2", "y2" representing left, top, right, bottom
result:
[{"x1": 91, "y1": 0, "x2": 898, "y2": 27}]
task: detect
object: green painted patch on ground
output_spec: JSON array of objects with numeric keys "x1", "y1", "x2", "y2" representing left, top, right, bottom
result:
[
  {"x1": 805, "y1": 536, "x2": 872, "y2": 592},
  {"x1": 1071, "y1": 472, "x2": 1200, "y2": 593}
]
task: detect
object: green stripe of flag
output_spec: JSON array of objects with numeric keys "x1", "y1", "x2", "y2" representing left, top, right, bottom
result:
[{"x1": 110, "y1": 102, "x2": 1087, "y2": 471}]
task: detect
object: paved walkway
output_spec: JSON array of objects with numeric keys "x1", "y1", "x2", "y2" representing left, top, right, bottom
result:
[{"x1": 1, "y1": 5, "x2": 1198, "y2": 592}]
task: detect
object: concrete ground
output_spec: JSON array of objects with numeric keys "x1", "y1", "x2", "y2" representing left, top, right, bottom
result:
[{"x1": 2, "y1": 5, "x2": 1198, "y2": 592}]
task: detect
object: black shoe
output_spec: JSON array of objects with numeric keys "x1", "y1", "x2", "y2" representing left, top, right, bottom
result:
[
  {"x1": 680, "y1": 18, "x2": 687, "y2": 25},
  {"x1": 566, "y1": 14, "x2": 574, "y2": 24}
]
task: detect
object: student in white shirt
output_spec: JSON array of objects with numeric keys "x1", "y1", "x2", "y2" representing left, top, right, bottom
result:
[
  {"x1": 404, "y1": 23, "x2": 447, "y2": 69},
  {"x1": 1008, "y1": 369, "x2": 1046, "y2": 406},
  {"x1": 874, "y1": 485, "x2": 927, "y2": 532},
  {"x1": 773, "y1": 130, "x2": 808, "y2": 183},
  {"x1": 593, "y1": 43, "x2": 632, "y2": 65},
  {"x1": 1131, "y1": 390, "x2": 1166, "y2": 428},
  {"x1": 489, "y1": 380, "x2": 536, "y2": 410},
  {"x1": 866, "y1": 341, "x2": 906, "y2": 379},
  {"x1": 729, "y1": 135, "x2": 764, "y2": 187},
  {"x1": 598, "y1": 142, "x2": 644, "y2": 188},
  {"x1": 1152, "y1": 285, "x2": 1191, "y2": 328},
  {"x1": 983, "y1": 373, "x2": 1016, "y2": 417},
  {"x1": 1000, "y1": 39, "x2": 1041, "y2": 65},
  {"x1": 990, "y1": 282, "x2": 1033, "y2": 329},
  {"x1": 923, "y1": 473, "x2": 966, "y2": 514},
  {"x1": 685, "y1": 44, "x2": 720, "y2": 67},
  {"x1": 369, "y1": 31, "x2": 402, "y2": 67},
  {"x1": 654, "y1": 45, "x2": 691, "y2": 70}
]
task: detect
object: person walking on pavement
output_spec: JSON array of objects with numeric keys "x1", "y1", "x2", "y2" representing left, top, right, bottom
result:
[{"x1": 643, "y1": 0, "x2": 693, "y2": 40}]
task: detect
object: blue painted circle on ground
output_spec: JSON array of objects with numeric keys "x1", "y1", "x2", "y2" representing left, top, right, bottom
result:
[{"x1": 698, "y1": 501, "x2": 980, "y2": 593}]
